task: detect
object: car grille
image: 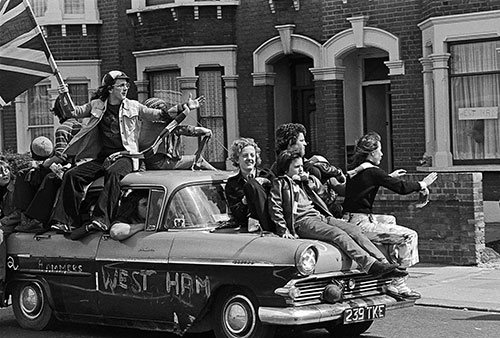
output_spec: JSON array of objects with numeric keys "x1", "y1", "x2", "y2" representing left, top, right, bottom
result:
[{"x1": 288, "y1": 274, "x2": 392, "y2": 306}]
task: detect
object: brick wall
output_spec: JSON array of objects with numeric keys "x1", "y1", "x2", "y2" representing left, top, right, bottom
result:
[
  {"x1": 372, "y1": 172, "x2": 484, "y2": 265},
  {"x1": 0, "y1": 105, "x2": 17, "y2": 152},
  {"x1": 315, "y1": 79, "x2": 346, "y2": 169}
]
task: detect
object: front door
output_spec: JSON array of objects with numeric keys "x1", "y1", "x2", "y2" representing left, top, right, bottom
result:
[{"x1": 363, "y1": 83, "x2": 392, "y2": 172}]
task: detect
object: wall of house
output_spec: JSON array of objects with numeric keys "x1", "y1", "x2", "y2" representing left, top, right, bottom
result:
[{"x1": 373, "y1": 172, "x2": 484, "y2": 265}]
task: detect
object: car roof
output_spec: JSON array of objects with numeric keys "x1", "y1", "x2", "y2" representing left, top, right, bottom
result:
[{"x1": 89, "y1": 170, "x2": 234, "y2": 191}]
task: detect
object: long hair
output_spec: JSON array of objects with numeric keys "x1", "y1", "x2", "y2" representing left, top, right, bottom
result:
[
  {"x1": 276, "y1": 150, "x2": 302, "y2": 176},
  {"x1": 0, "y1": 159, "x2": 13, "y2": 199},
  {"x1": 275, "y1": 123, "x2": 306, "y2": 155},
  {"x1": 347, "y1": 131, "x2": 381, "y2": 170},
  {"x1": 90, "y1": 85, "x2": 111, "y2": 101},
  {"x1": 228, "y1": 138, "x2": 262, "y2": 168}
]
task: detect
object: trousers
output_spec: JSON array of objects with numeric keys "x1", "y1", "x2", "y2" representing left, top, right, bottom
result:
[
  {"x1": 344, "y1": 212, "x2": 419, "y2": 268},
  {"x1": 295, "y1": 215, "x2": 387, "y2": 271}
]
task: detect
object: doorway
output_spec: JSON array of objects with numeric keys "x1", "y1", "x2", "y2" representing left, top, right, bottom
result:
[{"x1": 363, "y1": 83, "x2": 392, "y2": 172}]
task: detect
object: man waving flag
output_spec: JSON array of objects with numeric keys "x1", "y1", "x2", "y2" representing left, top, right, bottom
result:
[{"x1": 0, "y1": 0, "x2": 64, "y2": 106}]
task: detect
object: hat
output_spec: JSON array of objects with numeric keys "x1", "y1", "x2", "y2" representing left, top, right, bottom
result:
[
  {"x1": 30, "y1": 136, "x2": 54, "y2": 161},
  {"x1": 101, "y1": 70, "x2": 130, "y2": 87},
  {"x1": 143, "y1": 97, "x2": 167, "y2": 110}
]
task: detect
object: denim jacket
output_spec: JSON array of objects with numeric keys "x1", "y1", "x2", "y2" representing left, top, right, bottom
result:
[{"x1": 62, "y1": 98, "x2": 167, "y2": 170}]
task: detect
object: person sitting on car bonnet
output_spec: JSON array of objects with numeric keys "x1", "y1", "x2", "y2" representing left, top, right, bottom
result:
[
  {"x1": 225, "y1": 137, "x2": 274, "y2": 233},
  {"x1": 268, "y1": 150, "x2": 408, "y2": 278},
  {"x1": 343, "y1": 131, "x2": 438, "y2": 300}
]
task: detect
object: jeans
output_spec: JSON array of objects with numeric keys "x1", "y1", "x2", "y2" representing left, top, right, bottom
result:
[
  {"x1": 53, "y1": 157, "x2": 133, "y2": 227},
  {"x1": 25, "y1": 173, "x2": 62, "y2": 226},
  {"x1": 295, "y1": 215, "x2": 385, "y2": 271}
]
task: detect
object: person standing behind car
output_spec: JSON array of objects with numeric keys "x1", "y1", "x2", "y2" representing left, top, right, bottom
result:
[
  {"x1": 225, "y1": 138, "x2": 274, "y2": 233},
  {"x1": 343, "y1": 131, "x2": 438, "y2": 299}
]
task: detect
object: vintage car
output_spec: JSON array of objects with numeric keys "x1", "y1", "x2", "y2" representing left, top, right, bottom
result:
[{"x1": 1, "y1": 170, "x2": 414, "y2": 338}]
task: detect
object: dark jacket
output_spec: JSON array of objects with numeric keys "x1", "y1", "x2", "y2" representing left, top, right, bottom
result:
[
  {"x1": 343, "y1": 164, "x2": 421, "y2": 214},
  {"x1": 225, "y1": 168, "x2": 270, "y2": 227},
  {"x1": 269, "y1": 175, "x2": 331, "y2": 237}
]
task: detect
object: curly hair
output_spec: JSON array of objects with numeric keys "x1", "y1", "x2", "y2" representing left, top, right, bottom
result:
[
  {"x1": 347, "y1": 131, "x2": 381, "y2": 170},
  {"x1": 228, "y1": 138, "x2": 261, "y2": 168},
  {"x1": 275, "y1": 123, "x2": 306, "y2": 155},
  {"x1": 275, "y1": 150, "x2": 302, "y2": 176}
]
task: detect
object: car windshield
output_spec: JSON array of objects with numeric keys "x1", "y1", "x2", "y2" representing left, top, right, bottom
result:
[{"x1": 164, "y1": 182, "x2": 230, "y2": 230}]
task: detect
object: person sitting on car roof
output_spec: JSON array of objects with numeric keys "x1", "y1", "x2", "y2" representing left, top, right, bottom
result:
[
  {"x1": 51, "y1": 71, "x2": 204, "y2": 237},
  {"x1": 139, "y1": 97, "x2": 216, "y2": 171}
]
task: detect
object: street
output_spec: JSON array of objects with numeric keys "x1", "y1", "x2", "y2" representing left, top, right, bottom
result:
[{"x1": 1, "y1": 305, "x2": 498, "y2": 338}]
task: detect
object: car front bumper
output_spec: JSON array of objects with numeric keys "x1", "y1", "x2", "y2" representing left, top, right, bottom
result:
[{"x1": 259, "y1": 294, "x2": 414, "y2": 326}]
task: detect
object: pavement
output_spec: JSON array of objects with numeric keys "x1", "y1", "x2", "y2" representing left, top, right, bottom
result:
[{"x1": 406, "y1": 262, "x2": 500, "y2": 312}]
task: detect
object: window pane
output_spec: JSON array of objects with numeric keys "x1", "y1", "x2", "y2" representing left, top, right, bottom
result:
[
  {"x1": 450, "y1": 41, "x2": 500, "y2": 74},
  {"x1": 149, "y1": 70, "x2": 182, "y2": 105},
  {"x1": 451, "y1": 74, "x2": 500, "y2": 160},
  {"x1": 198, "y1": 69, "x2": 226, "y2": 165},
  {"x1": 68, "y1": 83, "x2": 89, "y2": 105},
  {"x1": 164, "y1": 183, "x2": 228, "y2": 230},
  {"x1": 29, "y1": 0, "x2": 47, "y2": 17},
  {"x1": 64, "y1": 0, "x2": 84, "y2": 14},
  {"x1": 28, "y1": 85, "x2": 54, "y2": 144}
]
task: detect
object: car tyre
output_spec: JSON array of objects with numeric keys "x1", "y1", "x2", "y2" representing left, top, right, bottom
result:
[
  {"x1": 325, "y1": 320, "x2": 373, "y2": 337},
  {"x1": 212, "y1": 288, "x2": 275, "y2": 338},
  {"x1": 12, "y1": 282, "x2": 55, "y2": 330}
]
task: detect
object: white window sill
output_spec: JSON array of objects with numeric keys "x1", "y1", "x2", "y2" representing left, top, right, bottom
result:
[{"x1": 127, "y1": 1, "x2": 240, "y2": 14}]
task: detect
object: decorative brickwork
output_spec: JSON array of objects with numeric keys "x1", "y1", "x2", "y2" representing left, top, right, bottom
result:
[{"x1": 373, "y1": 172, "x2": 484, "y2": 265}]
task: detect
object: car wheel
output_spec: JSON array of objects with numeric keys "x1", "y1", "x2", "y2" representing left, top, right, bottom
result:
[
  {"x1": 326, "y1": 320, "x2": 373, "y2": 337},
  {"x1": 212, "y1": 288, "x2": 275, "y2": 338},
  {"x1": 12, "y1": 282, "x2": 55, "y2": 330}
]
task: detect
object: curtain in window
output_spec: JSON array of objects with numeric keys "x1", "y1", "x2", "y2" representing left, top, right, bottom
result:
[
  {"x1": 29, "y1": 0, "x2": 47, "y2": 17},
  {"x1": 28, "y1": 85, "x2": 54, "y2": 143},
  {"x1": 64, "y1": 0, "x2": 84, "y2": 14},
  {"x1": 149, "y1": 70, "x2": 182, "y2": 105},
  {"x1": 450, "y1": 41, "x2": 500, "y2": 160},
  {"x1": 68, "y1": 83, "x2": 89, "y2": 105},
  {"x1": 198, "y1": 69, "x2": 226, "y2": 165}
]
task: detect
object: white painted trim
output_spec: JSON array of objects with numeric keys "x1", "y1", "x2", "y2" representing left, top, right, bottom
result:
[{"x1": 134, "y1": 45, "x2": 238, "y2": 166}]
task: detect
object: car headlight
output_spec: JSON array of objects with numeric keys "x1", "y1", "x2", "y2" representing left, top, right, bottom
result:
[{"x1": 296, "y1": 246, "x2": 317, "y2": 276}]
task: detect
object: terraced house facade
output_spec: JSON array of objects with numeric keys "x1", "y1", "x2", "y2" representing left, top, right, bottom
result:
[{"x1": 1, "y1": 0, "x2": 500, "y2": 263}]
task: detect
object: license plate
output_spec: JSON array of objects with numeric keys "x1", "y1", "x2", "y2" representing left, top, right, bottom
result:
[{"x1": 343, "y1": 304, "x2": 386, "y2": 324}]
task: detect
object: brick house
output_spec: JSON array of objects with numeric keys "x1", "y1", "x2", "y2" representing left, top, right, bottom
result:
[{"x1": 1, "y1": 0, "x2": 500, "y2": 264}]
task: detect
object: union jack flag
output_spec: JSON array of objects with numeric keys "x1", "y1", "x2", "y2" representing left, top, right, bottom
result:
[{"x1": 0, "y1": 0, "x2": 53, "y2": 106}]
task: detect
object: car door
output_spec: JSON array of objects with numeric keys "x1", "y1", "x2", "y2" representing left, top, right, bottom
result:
[
  {"x1": 23, "y1": 231, "x2": 101, "y2": 316},
  {"x1": 95, "y1": 189, "x2": 179, "y2": 325}
]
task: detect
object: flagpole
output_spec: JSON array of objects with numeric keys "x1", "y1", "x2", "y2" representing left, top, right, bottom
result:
[{"x1": 23, "y1": 0, "x2": 75, "y2": 112}]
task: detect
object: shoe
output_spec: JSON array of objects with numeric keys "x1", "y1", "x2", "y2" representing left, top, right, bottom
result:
[
  {"x1": 89, "y1": 219, "x2": 108, "y2": 232},
  {"x1": 15, "y1": 216, "x2": 44, "y2": 233},
  {"x1": 51, "y1": 223, "x2": 71, "y2": 234},
  {"x1": 399, "y1": 290, "x2": 422, "y2": 300},
  {"x1": 70, "y1": 224, "x2": 92, "y2": 240},
  {"x1": 386, "y1": 277, "x2": 421, "y2": 300},
  {"x1": 367, "y1": 261, "x2": 398, "y2": 277}
]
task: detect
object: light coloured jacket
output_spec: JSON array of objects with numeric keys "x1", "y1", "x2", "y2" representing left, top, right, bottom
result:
[{"x1": 62, "y1": 98, "x2": 167, "y2": 170}]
